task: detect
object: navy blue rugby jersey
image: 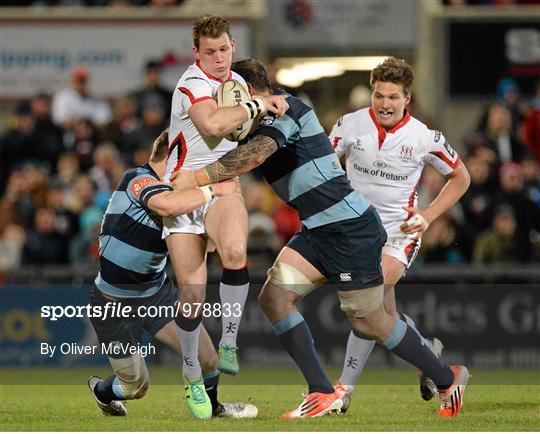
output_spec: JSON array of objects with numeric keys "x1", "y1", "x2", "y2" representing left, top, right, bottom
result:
[
  {"x1": 95, "y1": 163, "x2": 172, "y2": 298},
  {"x1": 254, "y1": 91, "x2": 371, "y2": 228}
]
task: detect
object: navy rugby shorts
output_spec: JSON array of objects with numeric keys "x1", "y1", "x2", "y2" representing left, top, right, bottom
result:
[
  {"x1": 89, "y1": 278, "x2": 178, "y2": 358},
  {"x1": 287, "y1": 206, "x2": 387, "y2": 291}
]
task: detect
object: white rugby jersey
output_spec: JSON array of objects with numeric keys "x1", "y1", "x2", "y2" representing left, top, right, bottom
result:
[
  {"x1": 165, "y1": 60, "x2": 248, "y2": 179},
  {"x1": 329, "y1": 107, "x2": 461, "y2": 236}
]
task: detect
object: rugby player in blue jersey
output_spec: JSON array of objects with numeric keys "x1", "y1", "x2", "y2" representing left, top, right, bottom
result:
[
  {"x1": 173, "y1": 59, "x2": 470, "y2": 419},
  {"x1": 88, "y1": 129, "x2": 257, "y2": 419}
]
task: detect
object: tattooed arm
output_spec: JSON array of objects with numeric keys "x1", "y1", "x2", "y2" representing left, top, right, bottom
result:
[{"x1": 192, "y1": 135, "x2": 278, "y2": 186}]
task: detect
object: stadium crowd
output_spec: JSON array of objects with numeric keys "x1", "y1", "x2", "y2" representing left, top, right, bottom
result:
[
  {"x1": 1, "y1": 0, "x2": 539, "y2": 6},
  {"x1": 1, "y1": 62, "x2": 539, "y2": 279}
]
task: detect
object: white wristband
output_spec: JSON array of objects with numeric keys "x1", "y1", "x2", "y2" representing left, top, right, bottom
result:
[
  {"x1": 406, "y1": 213, "x2": 429, "y2": 231},
  {"x1": 252, "y1": 97, "x2": 267, "y2": 115},
  {"x1": 240, "y1": 97, "x2": 267, "y2": 119},
  {"x1": 199, "y1": 185, "x2": 214, "y2": 203}
]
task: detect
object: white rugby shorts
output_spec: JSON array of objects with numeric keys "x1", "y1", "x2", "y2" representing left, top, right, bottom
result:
[
  {"x1": 162, "y1": 197, "x2": 219, "y2": 238},
  {"x1": 382, "y1": 233, "x2": 421, "y2": 269}
]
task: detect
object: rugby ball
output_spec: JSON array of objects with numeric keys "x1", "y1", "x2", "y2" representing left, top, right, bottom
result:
[{"x1": 216, "y1": 79, "x2": 254, "y2": 141}]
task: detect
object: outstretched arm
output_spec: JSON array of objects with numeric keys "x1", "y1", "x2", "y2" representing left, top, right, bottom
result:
[
  {"x1": 147, "y1": 179, "x2": 240, "y2": 217},
  {"x1": 172, "y1": 135, "x2": 278, "y2": 189},
  {"x1": 202, "y1": 135, "x2": 278, "y2": 184}
]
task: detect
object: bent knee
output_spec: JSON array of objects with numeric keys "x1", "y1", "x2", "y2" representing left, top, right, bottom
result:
[
  {"x1": 339, "y1": 285, "x2": 384, "y2": 318},
  {"x1": 220, "y1": 243, "x2": 247, "y2": 267},
  {"x1": 180, "y1": 288, "x2": 206, "y2": 306}
]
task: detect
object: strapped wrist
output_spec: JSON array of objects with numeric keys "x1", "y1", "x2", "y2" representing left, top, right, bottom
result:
[{"x1": 240, "y1": 97, "x2": 267, "y2": 120}]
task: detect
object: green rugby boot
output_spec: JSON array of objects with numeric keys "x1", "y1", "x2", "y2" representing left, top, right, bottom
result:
[
  {"x1": 184, "y1": 375, "x2": 212, "y2": 420},
  {"x1": 217, "y1": 344, "x2": 239, "y2": 375}
]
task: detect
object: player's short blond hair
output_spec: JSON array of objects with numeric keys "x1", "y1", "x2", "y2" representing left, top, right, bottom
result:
[
  {"x1": 149, "y1": 129, "x2": 169, "y2": 163},
  {"x1": 370, "y1": 57, "x2": 414, "y2": 95},
  {"x1": 192, "y1": 15, "x2": 232, "y2": 49}
]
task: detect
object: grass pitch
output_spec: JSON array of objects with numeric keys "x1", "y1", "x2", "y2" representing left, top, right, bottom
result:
[{"x1": 1, "y1": 367, "x2": 538, "y2": 431}]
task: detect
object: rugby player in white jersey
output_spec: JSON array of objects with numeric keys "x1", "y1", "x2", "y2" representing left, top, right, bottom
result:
[
  {"x1": 329, "y1": 57, "x2": 471, "y2": 413},
  {"x1": 163, "y1": 15, "x2": 288, "y2": 419}
]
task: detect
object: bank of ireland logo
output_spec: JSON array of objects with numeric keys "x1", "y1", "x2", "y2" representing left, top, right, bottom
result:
[
  {"x1": 373, "y1": 160, "x2": 387, "y2": 169},
  {"x1": 400, "y1": 145, "x2": 413, "y2": 161},
  {"x1": 340, "y1": 272, "x2": 352, "y2": 282}
]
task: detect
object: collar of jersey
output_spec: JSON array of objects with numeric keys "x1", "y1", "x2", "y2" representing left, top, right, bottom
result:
[
  {"x1": 368, "y1": 107, "x2": 411, "y2": 150},
  {"x1": 195, "y1": 60, "x2": 232, "y2": 83}
]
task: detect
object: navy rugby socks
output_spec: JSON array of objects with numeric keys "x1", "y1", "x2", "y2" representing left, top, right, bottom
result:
[
  {"x1": 94, "y1": 375, "x2": 123, "y2": 404},
  {"x1": 272, "y1": 311, "x2": 334, "y2": 395},
  {"x1": 382, "y1": 318, "x2": 453, "y2": 389}
]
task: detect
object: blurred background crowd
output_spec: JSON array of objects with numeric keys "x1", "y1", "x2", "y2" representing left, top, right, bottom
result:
[
  {"x1": 1, "y1": 0, "x2": 539, "y2": 281},
  {"x1": 1, "y1": 63, "x2": 538, "y2": 279},
  {"x1": 0, "y1": 0, "x2": 539, "y2": 6}
]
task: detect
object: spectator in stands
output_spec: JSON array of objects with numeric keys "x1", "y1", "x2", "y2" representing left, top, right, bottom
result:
[
  {"x1": 52, "y1": 67, "x2": 112, "y2": 129},
  {"x1": 0, "y1": 170, "x2": 33, "y2": 234},
  {"x1": 68, "y1": 176, "x2": 103, "y2": 266},
  {"x1": 64, "y1": 173, "x2": 103, "y2": 264},
  {"x1": 88, "y1": 143, "x2": 125, "y2": 209},
  {"x1": 0, "y1": 224, "x2": 25, "y2": 277},
  {"x1": 88, "y1": 143, "x2": 125, "y2": 194},
  {"x1": 0, "y1": 103, "x2": 38, "y2": 194},
  {"x1": 131, "y1": 59, "x2": 172, "y2": 119},
  {"x1": 418, "y1": 212, "x2": 473, "y2": 263},
  {"x1": 68, "y1": 174, "x2": 101, "y2": 216},
  {"x1": 473, "y1": 204, "x2": 520, "y2": 264},
  {"x1": 1, "y1": 163, "x2": 51, "y2": 234},
  {"x1": 46, "y1": 180, "x2": 80, "y2": 244},
  {"x1": 52, "y1": 153, "x2": 81, "y2": 207},
  {"x1": 460, "y1": 155, "x2": 496, "y2": 234},
  {"x1": 99, "y1": 95, "x2": 142, "y2": 163},
  {"x1": 244, "y1": 181, "x2": 280, "y2": 251},
  {"x1": 69, "y1": 217, "x2": 101, "y2": 267},
  {"x1": 522, "y1": 81, "x2": 540, "y2": 161},
  {"x1": 491, "y1": 162, "x2": 540, "y2": 262},
  {"x1": 126, "y1": 94, "x2": 168, "y2": 163},
  {"x1": 23, "y1": 207, "x2": 68, "y2": 265},
  {"x1": 477, "y1": 77, "x2": 528, "y2": 140},
  {"x1": 30, "y1": 93, "x2": 64, "y2": 171},
  {"x1": 495, "y1": 77, "x2": 526, "y2": 137},
  {"x1": 70, "y1": 119, "x2": 100, "y2": 172},
  {"x1": 480, "y1": 103, "x2": 530, "y2": 163},
  {"x1": 521, "y1": 158, "x2": 540, "y2": 206}
]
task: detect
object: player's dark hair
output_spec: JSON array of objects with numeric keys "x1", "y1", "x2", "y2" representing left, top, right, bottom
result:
[
  {"x1": 370, "y1": 57, "x2": 414, "y2": 95},
  {"x1": 150, "y1": 129, "x2": 169, "y2": 163},
  {"x1": 192, "y1": 15, "x2": 232, "y2": 49},
  {"x1": 232, "y1": 59, "x2": 272, "y2": 93}
]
